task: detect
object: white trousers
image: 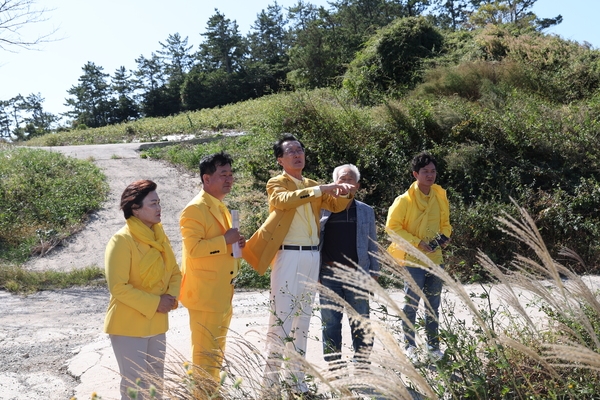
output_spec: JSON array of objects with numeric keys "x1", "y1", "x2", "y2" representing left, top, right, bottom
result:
[
  {"x1": 109, "y1": 333, "x2": 166, "y2": 400},
  {"x1": 264, "y1": 248, "x2": 320, "y2": 391}
]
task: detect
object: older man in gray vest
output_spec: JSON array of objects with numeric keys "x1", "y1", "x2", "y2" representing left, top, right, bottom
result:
[{"x1": 319, "y1": 164, "x2": 379, "y2": 370}]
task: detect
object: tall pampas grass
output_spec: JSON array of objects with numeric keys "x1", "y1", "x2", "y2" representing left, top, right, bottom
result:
[{"x1": 137, "y1": 202, "x2": 600, "y2": 399}]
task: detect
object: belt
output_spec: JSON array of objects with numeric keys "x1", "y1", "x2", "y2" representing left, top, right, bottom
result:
[{"x1": 279, "y1": 245, "x2": 319, "y2": 251}]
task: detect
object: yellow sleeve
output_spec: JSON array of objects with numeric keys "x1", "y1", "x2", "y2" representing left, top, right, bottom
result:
[
  {"x1": 320, "y1": 192, "x2": 352, "y2": 213},
  {"x1": 385, "y1": 195, "x2": 421, "y2": 246},
  {"x1": 439, "y1": 191, "x2": 452, "y2": 238},
  {"x1": 180, "y1": 205, "x2": 228, "y2": 260},
  {"x1": 267, "y1": 177, "x2": 352, "y2": 212},
  {"x1": 164, "y1": 236, "x2": 182, "y2": 298},
  {"x1": 267, "y1": 178, "x2": 318, "y2": 210}
]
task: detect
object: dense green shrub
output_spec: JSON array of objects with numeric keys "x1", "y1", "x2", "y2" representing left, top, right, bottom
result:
[
  {"x1": 416, "y1": 60, "x2": 522, "y2": 101},
  {"x1": 419, "y1": 27, "x2": 600, "y2": 104},
  {"x1": 60, "y1": 81, "x2": 600, "y2": 282},
  {"x1": 343, "y1": 16, "x2": 444, "y2": 104},
  {"x1": 0, "y1": 145, "x2": 108, "y2": 262},
  {"x1": 504, "y1": 33, "x2": 600, "y2": 103},
  {"x1": 526, "y1": 178, "x2": 600, "y2": 272}
]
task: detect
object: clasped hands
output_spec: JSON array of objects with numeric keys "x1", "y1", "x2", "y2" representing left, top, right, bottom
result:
[{"x1": 157, "y1": 294, "x2": 178, "y2": 313}]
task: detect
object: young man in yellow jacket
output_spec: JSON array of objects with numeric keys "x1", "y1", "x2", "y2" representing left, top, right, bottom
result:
[
  {"x1": 386, "y1": 152, "x2": 452, "y2": 364},
  {"x1": 179, "y1": 152, "x2": 246, "y2": 381}
]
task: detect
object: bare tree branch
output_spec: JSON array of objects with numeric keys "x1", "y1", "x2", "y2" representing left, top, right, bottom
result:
[{"x1": 0, "y1": 0, "x2": 58, "y2": 51}]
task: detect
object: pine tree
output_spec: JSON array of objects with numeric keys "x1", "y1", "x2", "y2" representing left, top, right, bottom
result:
[
  {"x1": 64, "y1": 62, "x2": 112, "y2": 128},
  {"x1": 197, "y1": 9, "x2": 246, "y2": 74},
  {"x1": 110, "y1": 66, "x2": 139, "y2": 123}
]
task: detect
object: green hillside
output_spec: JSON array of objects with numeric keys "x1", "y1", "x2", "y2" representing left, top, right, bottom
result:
[{"x1": 25, "y1": 23, "x2": 600, "y2": 282}]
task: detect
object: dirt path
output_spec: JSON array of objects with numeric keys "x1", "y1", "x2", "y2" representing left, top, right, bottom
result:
[
  {"x1": 0, "y1": 143, "x2": 202, "y2": 399},
  {"x1": 25, "y1": 143, "x2": 201, "y2": 271}
]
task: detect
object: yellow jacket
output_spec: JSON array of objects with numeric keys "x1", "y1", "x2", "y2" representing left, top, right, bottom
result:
[
  {"x1": 243, "y1": 173, "x2": 352, "y2": 275},
  {"x1": 386, "y1": 182, "x2": 452, "y2": 266},
  {"x1": 179, "y1": 191, "x2": 240, "y2": 312},
  {"x1": 104, "y1": 225, "x2": 181, "y2": 337}
]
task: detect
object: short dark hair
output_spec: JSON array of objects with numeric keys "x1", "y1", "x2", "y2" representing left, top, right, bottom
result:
[
  {"x1": 412, "y1": 151, "x2": 438, "y2": 172},
  {"x1": 120, "y1": 180, "x2": 157, "y2": 219},
  {"x1": 273, "y1": 133, "x2": 304, "y2": 159},
  {"x1": 199, "y1": 151, "x2": 234, "y2": 183}
]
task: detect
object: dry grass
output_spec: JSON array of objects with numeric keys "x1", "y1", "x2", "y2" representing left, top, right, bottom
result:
[{"x1": 129, "y1": 202, "x2": 600, "y2": 399}]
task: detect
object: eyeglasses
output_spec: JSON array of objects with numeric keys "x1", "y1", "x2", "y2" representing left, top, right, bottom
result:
[{"x1": 283, "y1": 148, "x2": 305, "y2": 156}]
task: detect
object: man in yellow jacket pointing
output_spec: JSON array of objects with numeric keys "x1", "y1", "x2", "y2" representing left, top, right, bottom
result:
[{"x1": 243, "y1": 134, "x2": 355, "y2": 395}]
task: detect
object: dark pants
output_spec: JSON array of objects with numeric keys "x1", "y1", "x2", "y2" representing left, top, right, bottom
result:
[
  {"x1": 402, "y1": 265, "x2": 444, "y2": 350},
  {"x1": 320, "y1": 266, "x2": 373, "y2": 362}
]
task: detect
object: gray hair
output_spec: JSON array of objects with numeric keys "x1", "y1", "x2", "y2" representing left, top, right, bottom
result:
[{"x1": 332, "y1": 164, "x2": 361, "y2": 182}]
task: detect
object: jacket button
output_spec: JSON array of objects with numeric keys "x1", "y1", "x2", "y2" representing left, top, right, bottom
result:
[{"x1": 230, "y1": 271, "x2": 234, "y2": 274}]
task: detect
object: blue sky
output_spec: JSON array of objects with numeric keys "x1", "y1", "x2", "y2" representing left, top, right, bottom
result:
[{"x1": 0, "y1": 0, "x2": 597, "y2": 117}]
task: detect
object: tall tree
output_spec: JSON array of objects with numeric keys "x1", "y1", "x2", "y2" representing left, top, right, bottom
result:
[
  {"x1": 286, "y1": 1, "x2": 336, "y2": 88},
  {"x1": 287, "y1": 0, "x2": 431, "y2": 89},
  {"x1": 0, "y1": 100, "x2": 11, "y2": 139},
  {"x1": 18, "y1": 93, "x2": 58, "y2": 139},
  {"x1": 64, "y1": 62, "x2": 112, "y2": 128},
  {"x1": 157, "y1": 33, "x2": 194, "y2": 80},
  {"x1": 134, "y1": 53, "x2": 166, "y2": 93},
  {"x1": 245, "y1": 2, "x2": 291, "y2": 95},
  {"x1": 432, "y1": 0, "x2": 470, "y2": 30},
  {"x1": 134, "y1": 53, "x2": 173, "y2": 117},
  {"x1": 110, "y1": 66, "x2": 139, "y2": 123},
  {"x1": 0, "y1": 94, "x2": 56, "y2": 139},
  {"x1": 326, "y1": 0, "x2": 410, "y2": 66},
  {"x1": 156, "y1": 33, "x2": 194, "y2": 115},
  {"x1": 248, "y1": 2, "x2": 289, "y2": 66},
  {"x1": 402, "y1": 0, "x2": 432, "y2": 17},
  {"x1": 468, "y1": 0, "x2": 561, "y2": 29},
  {"x1": 197, "y1": 9, "x2": 246, "y2": 74},
  {"x1": 6, "y1": 94, "x2": 24, "y2": 137},
  {"x1": 287, "y1": 0, "x2": 321, "y2": 32}
]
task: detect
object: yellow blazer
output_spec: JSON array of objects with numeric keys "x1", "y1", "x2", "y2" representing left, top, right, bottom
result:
[
  {"x1": 179, "y1": 190, "x2": 240, "y2": 313},
  {"x1": 386, "y1": 183, "x2": 452, "y2": 266},
  {"x1": 243, "y1": 173, "x2": 352, "y2": 275},
  {"x1": 104, "y1": 225, "x2": 181, "y2": 337}
]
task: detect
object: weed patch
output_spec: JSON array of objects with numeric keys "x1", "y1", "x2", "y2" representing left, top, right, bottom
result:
[{"x1": 0, "y1": 144, "x2": 108, "y2": 263}]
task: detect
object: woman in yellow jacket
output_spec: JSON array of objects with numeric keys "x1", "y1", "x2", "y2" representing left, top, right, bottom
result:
[{"x1": 104, "y1": 180, "x2": 181, "y2": 400}]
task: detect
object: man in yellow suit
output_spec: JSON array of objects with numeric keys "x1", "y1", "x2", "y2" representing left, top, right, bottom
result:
[
  {"x1": 243, "y1": 134, "x2": 355, "y2": 395},
  {"x1": 179, "y1": 152, "x2": 246, "y2": 381}
]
